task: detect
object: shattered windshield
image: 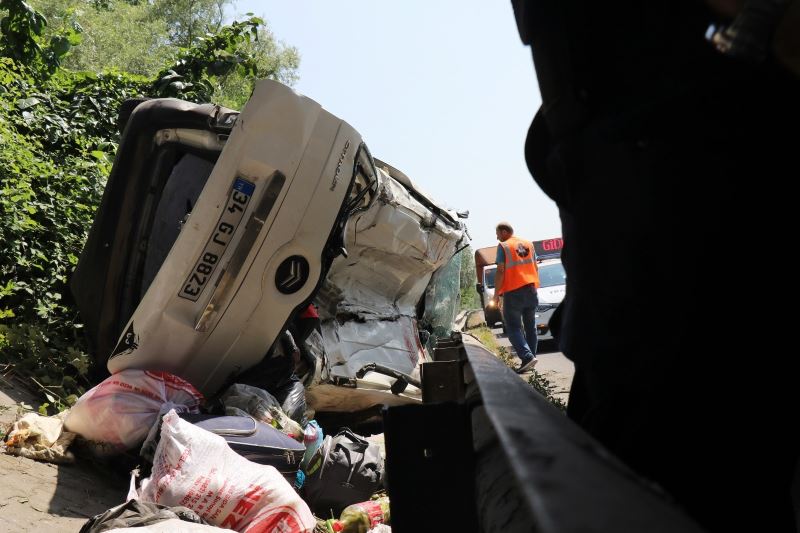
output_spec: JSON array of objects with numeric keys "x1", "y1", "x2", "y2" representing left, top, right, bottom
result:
[{"x1": 422, "y1": 252, "x2": 462, "y2": 352}]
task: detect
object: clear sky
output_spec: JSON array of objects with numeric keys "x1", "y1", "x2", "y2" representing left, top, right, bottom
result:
[{"x1": 231, "y1": 0, "x2": 561, "y2": 249}]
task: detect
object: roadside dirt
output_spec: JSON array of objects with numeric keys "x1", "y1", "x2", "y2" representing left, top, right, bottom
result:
[{"x1": 0, "y1": 375, "x2": 127, "y2": 532}]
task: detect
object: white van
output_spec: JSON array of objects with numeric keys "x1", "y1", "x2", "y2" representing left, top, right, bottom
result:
[{"x1": 535, "y1": 258, "x2": 566, "y2": 341}]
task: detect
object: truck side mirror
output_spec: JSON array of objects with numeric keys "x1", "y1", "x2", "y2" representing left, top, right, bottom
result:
[{"x1": 476, "y1": 283, "x2": 484, "y2": 294}]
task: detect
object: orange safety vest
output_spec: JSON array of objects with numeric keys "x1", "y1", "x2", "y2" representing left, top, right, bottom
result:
[{"x1": 498, "y1": 237, "x2": 539, "y2": 294}]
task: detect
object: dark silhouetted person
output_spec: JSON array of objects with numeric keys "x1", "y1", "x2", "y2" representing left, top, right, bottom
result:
[{"x1": 511, "y1": 1, "x2": 800, "y2": 531}]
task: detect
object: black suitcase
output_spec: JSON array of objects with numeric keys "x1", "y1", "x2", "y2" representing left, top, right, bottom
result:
[{"x1": 179, "y1": 413, "x2": 305, "y2": 482}]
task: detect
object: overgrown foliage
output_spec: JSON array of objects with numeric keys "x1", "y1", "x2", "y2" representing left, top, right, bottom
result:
[
  {"x1": 150, "y1": 15, "x2": 262, "y2": 102},
  {"x1": 0, "y1": 0, "x2": 81, "y2": 76},
  {"x1": 33, "y1": 0, "x2": 175, "y2": 76},
  {"x1": 526, "y1": 367, "x2": 567, "y2": 411},
  {"x1": 0, "y1": 0, "x2": 298, "y2": 410},
  {"x1": 0, "y1": 57, "x2": 143, "y2": 410},
  {"x1": 210, "y1": 23, "x2": 299, "y2": 110}
]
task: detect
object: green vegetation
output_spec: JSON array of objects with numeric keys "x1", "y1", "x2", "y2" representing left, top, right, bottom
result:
[
  {"x1": 32, "y1": 0, "x2": 174, "y2": 76},
  {"x1": 469, "y1": 325, "x2": 500, "y2": 354},
  {"x1": 0, "y1": 0, "x2": 298, "y2": 410},
  {"x1": 458, "y1": 245, "x2": 479, "y2": 311},
  {"x1": 526, "y1": 369, "x2": 567, "y2": 411}
]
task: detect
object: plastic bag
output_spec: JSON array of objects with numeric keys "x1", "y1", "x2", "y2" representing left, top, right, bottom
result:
[
  {"x1": 221, "y1": 383, "x2": 304, "y2": 441},
  {"x1": 105, "y1": 520, "x2": 228, "y2": 532},
  {"x1": 64, "y1": 370, "x2": 203, "y2": 452},
  {"x1": 79, "y1": 499, "x2": 208, "y2": 533},
  {"x1": 277, "y1": 380, "x2": 307, "y2": 427},
  {"x1": 137, "y1": 410, "x2": 315, "y2": 533},
  {"x1": 4, "y1": 411, "x2": 76, "y2": 463}
]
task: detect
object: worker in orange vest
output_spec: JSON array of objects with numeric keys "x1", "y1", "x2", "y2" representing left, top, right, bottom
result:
[{"x1": 492, "y1": 221, "x2": 540, "y2": 373}]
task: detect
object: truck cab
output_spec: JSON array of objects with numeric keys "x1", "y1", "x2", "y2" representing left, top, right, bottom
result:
[
  {"x1": 481, "y1": 264, "x2": 502, "y2": 327},
  {"x1": 474, "y1": 246, "x2": 503, "y2": 328}
]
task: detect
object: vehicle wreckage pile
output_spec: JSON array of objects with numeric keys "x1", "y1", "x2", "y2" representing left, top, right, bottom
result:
[{"x1": 3, "y1": 80, "x2": 468, "y2": 532}]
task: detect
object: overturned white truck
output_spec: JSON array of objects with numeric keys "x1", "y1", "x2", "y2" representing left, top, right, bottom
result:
[{"x1": 70, "y1": 80, "x2": 467, "y2": 424}]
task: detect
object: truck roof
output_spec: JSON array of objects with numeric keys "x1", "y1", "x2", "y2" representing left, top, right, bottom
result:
[
  {"x1": 474, "y1": 246, "x2": 496, "y2": 267},
  {"x1": 474, "y1": 246, "x2": 497, "y2": 283}
]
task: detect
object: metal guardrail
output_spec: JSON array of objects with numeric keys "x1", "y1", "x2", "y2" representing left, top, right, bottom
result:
[{"x1": 384, "y1": 333, "x2": 706, "y2": 533}]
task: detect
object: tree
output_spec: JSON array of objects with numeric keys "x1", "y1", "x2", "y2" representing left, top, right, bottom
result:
[
  {"x1": 149, "y1": 0, "x2": 229, "y2": 48},
  {"x1": 149, "y1": 14, "x2": 265, "y2": 102},
  {"x1": 1, "y1": 0, "x2": 81, "y2": 75},
  {"x1": 25, "y1": 0, "x2": 300, "y2": 101},
  {"x1": 458, "y1": 246, "x2": 479, "y2": 310},
  {"x1": 212, "y1": 23, "x2": 299, "y2": 109},
  {"x1": 28, "y1": 0, "x2": 176, "y2": 75}
]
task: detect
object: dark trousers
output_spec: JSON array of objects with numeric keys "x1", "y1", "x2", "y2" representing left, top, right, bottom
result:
[{"x1": 501, "y1": 284, "x2": 539, "y2": 361}]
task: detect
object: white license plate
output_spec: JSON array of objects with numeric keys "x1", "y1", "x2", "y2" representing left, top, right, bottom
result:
[{"x1": 179, "y1": 177, "x2": 255, "y2": 302}]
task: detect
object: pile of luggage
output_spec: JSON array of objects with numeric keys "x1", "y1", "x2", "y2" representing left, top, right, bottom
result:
[{"x1": 58, "y1": 369, "x2": 389, "y2": 533}]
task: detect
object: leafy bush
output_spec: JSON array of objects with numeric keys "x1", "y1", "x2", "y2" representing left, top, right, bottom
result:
[
  {"x1": 526, "y1": 370, "x2": 567, "y2": 412},
  {"x1": 1, "y1": 0, "x2": 82, "y2": 76},
  {"x1": 0, "y1": 56, "x2": 144, "y2": 407},
  {"x1": 149, "y1": 16, "x2": 263, "y2": 102}
]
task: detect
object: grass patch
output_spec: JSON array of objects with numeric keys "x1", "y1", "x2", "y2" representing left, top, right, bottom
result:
[{"x1": 470, "y1": 325, "x2": 501, "y2": 354}]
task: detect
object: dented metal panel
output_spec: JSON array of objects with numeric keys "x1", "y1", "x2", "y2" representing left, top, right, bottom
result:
[{"x1": 310, "y1": 163, "x2": 466, "y2": 410}]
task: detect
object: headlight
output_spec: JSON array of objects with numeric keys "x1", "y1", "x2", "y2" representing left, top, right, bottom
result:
[{"x1": 487, "y1": 300, "x2": 496, "y2": 308}]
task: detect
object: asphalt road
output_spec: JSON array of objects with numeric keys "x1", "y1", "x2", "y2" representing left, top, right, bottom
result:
[{"x1": 492, "y1": 327, "x2": 575, "y2": 403}]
